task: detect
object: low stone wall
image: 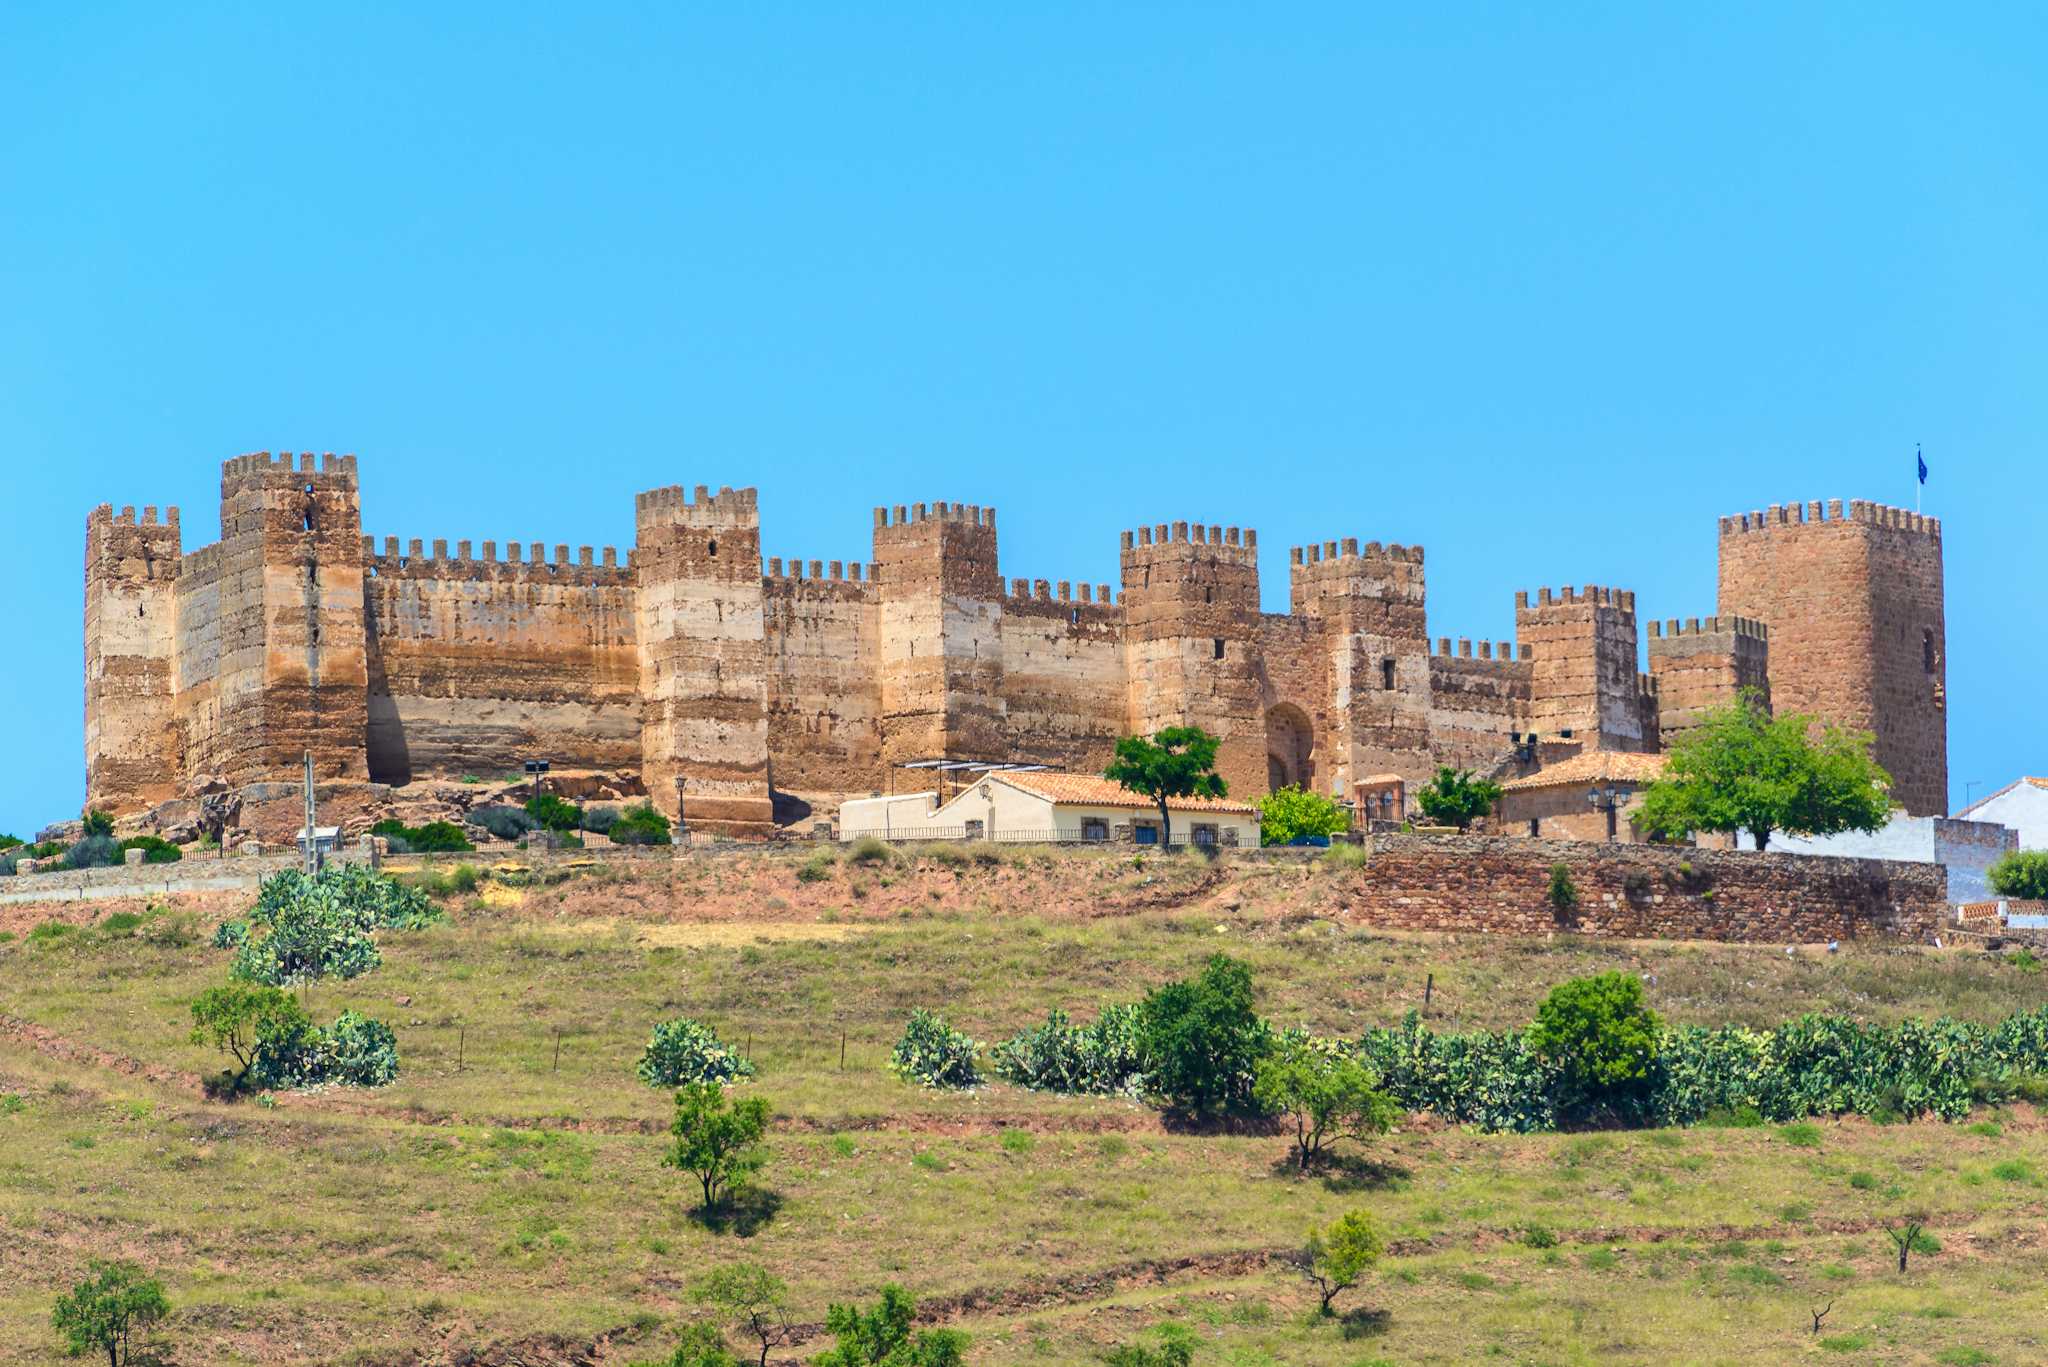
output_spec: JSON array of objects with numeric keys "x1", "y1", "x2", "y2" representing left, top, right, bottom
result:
[{"x1": 1344, "y1": 834, "x2": 1945, "y2": 943}]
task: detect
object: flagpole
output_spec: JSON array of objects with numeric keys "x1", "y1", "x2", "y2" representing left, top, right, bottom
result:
[{"x1": 1915, "y1": 443, "x2": 1922, "y2": 514}]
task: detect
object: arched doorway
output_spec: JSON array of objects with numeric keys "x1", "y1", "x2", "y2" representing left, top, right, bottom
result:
[{"x1": 1264, "y1": 703, "x2": 1315, "y2": 793}]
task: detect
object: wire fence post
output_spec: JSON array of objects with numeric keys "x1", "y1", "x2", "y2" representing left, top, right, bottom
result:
[
  {"x1": 457, "y1": 1025, "x2": 465, "y2": 1074},
  {"x1": 839, "y1": 1028, "x2": 847, "y2": 1071},
  {"x1": 1424, "y1": 972, "x2": 1434, "y2": 1009},
  {"x1": 553, "y1": 1027, "x2": 562, "y2": 1072}
]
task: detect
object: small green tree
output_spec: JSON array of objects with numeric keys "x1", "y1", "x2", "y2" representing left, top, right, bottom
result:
[
  {"x1": 1547, "y1": 863, "x2": 1579, "y2": 915},
  {"x1": 1137, "y1": 953, "x2": 1269, "y2": 1115},
  {"x1": 52, "y1": 1260, "x2": 169, "y2": 1367},
  {"x1": 1255, "y1": 785, "x2": 1350, "y2": 846},
  {"x1": 1635, "y1": 690, "x2": 1891, "y2": 850},
  {"x1": 812, "y1": 1284, "x2": 967, "y2": 1367},
  {"x1": 611, "y1": 804, "x2": 674, "y2": 846},
  {"x1": 524, "y1": 794, "x2": 584, "y2": 832},
  {"x1": 1301, "y1": 1210, "x2": 1383, "y2": 1315},
  {"x1": 1988, "y1": 850, "x2": 2048, "y2": 901},
  {"x1": 664, "y1": 1082, "x2": 770, "y2": 1214},
  {"x1": 81, "y1": 809, "x2": 116, "y2": 838},
  {"x1": 188, "y1": 982, "x2": 309, "y2": 1084},
  {"x1": 1104, "y1": 726, "x2": 1227, "y2": 850},
  {"x1": 693, "y1": 1263, "x2": 792, "y2": 1367},
  {"x1": 1526, "y1": 971, "x2": 1661, "y2": 1119},
  {"x1": 1413, "y1": 767, "x2": 1501, "y2": 831},
  {"x1": 1253, "y1": 1044, "x2": 1398, "y2": 1173}
]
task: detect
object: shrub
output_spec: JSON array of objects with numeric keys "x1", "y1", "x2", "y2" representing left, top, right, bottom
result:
[
  {"x1": 247, "y1": 1008, "x2": 400, "y2": 1089},
  {"x1": 1256, "y1": 785, "x2": 1350, "y2": 846},
  {"x1": 52, "y1": 1259, "x2": 169, "y2": 1365},
  {"x1": 638, "y1": 1018, "x2": 757, "y2": 1088},
  {"x1": 665, "y1": 1082, "x2": 770, "y2": 1213},
  {"x1": 892, "y1": 1009, "x2": 983, "y2": 1088},
  {"x1": 0, "y1": 832, "x2": 19, "y2": 852},
  {"x1": 118, "y1": 835, "x2": 182, "y2": 865},
  {"x1": 525, "y1": 793, "x2": 584, "y2": 832},
  {"x1": 1547, "y1": 863, "x2": 1579, "y2": 915},
  {"x1": 221, "y1": 865, "x2": 439, "y2": 985},
  {"x1": 1103, "y1": 1325, "x2": 1197, "y2": 1367},
  {"x1": 1137, "y1": 953, "x2": 1272, "y2": 1115},
  {"x1": 796, "y1": 851, "x2": 837, "y2": 883},
  {"x1": 579, "y1": 804, "x2": 620, "y2": 835},
  {"x1": 190, "y1": 982, "x2": 309, "y2": 1084},
  {"x1": 1321, "y1": 843, "x2": 1370, "y2": 871},
  {"x1": 991, "y1": 1005, "x2": 1146, "y2": 1096},
  {"x1": 0, "y1": 854, "x2": 17, "y2": 877},
  {"x1": 1302, "y1": 1210, "x2": 1383, "y2": 1315},
  {"x1": 611, "y1": 804, "x2": 674, "y2": 846},
  {"x1": 408, "y1": 820, "x2": 474, "y2": 853},
  {"x1": 469, "y1": 805, "x2": 538, "y2": 841},
  {"x1": 813, "y1": 1285, "x2": 968, "y2": 1367},
  {"x1": 1413, "y1": 766, "x2": 1502, "y2": 831},
  {"x1": 628, "y1": 1321, "x2": 737, "y2": 1367},
  {"x1": 64, "y1": 835, "x2": 122, "y2": 870},
  {"x1": 1252, "y1": 1039, "x2": 1398, "y2": 1172},
  {"x1": 1987, "y1": 849, "x2": 2048, "y2": 900},
  {"x1": 848, "y1": 834, "x2": 894, "y2": 865},
  {"x1": 81, "y1": 809, "x2": 116, "y2": 837},
  {"x1": 1526, "y1": 972, "x2": 1661, "y2": 1120}
]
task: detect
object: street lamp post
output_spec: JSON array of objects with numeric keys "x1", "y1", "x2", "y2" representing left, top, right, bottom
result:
[{"x1": 1586, "y1": 785, "x2": 1627, "y2": 843}]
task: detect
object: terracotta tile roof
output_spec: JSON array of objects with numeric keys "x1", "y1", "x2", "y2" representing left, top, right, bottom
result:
[
  {"x1": 1357, "y1": 772, "x2": 1407, "y2": 785},
  {"x1": 996, "y1": 771, "x2": 1260, "y2": 815},
  {"x1": 1500, "y1": 750, "x2": 1667, "y2": 793}
]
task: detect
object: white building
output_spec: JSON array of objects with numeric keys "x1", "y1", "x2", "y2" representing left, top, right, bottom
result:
[
  {"x1": 1956, "y1": 778, "x2": 2048, "y2": 851},
  {"x1": 837, "y1": 771, "x2": 1261, "y2": 849},
  {"x1": 1736, "y1": 813, "x2": 2016, "y2": 903}
]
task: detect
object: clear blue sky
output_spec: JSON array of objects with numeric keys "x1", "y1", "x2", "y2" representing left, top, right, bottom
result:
[{"x1": 2, "y1": 5, "x2": 2041, "y2": 839}]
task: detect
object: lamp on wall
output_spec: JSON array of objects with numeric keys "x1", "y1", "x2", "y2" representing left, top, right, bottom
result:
[{"x1": 1586, "y1": 784, "x2": 1626, "y2": 842}]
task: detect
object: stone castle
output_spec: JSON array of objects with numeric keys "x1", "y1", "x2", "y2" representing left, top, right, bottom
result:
[{"x1": 84, "y1": 452, "x2": 1948, "y2": 833}]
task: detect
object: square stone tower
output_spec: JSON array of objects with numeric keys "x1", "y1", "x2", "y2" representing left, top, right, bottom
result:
[
  {"x1": 1515, "y1": 585, "x2": 1649, "y2": 753},
  {"x1": 84, "y1": 504, "x2": 183, "y2": 811},
  {"x1": 1716, "y1": 499, "x2": 1946, "y2": 816}
]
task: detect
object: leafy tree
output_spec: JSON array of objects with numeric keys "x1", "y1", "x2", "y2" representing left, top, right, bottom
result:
[
  {"x1": 812, "y1": 1284, "x2": 967, "y2": 1367},
  {"x1": 1255, "y1": 785, "x2": 1350, "y2": 846},
  {"x1": 51, "y1": 1260, "x2": 168, "y2": 1366},
  {"x1": 1137, "y1": 953, "x2": 1269, "y2": 1115},
  {"x1": 189, "y1": 982, "x2": 309, "y2": 1081},
  {"x1": 1413, "y1": 767, "x2": 1501, "y2": 831},
  {"x1": 1635, "y1": 690, "x2": 1891, "y2": 850},
  {"x1": 665, "y1": 1082, "x2": 770, "y2": 1214},
  {"x1": 1252, "y1": 1044, "x2": 1398, "y2": 1173},
  {"x1": 612, "y1": 804, "x2": 675, "y2": 846},
  {"x1": 1301, "y1": 1210, "x2": 1383, "y2": 1315},
  {"x1": 1526, "y1": 972, "x2": 1661, "y2": 1119},
  {"x1": 693, "y1": 1263, "x2": 793, "y2": 1367},
  {"x1": 81, "y1": 809, "x2": 116, "y2": 838},
  {"x1": 1988, "y1": 850, "x2": 2048, "y2": 901},
  {"x1": 1104, "y1": 726, "x2": 1227, "y2": 850},
  {"x1": 1102, "y1": 1324, "x2": 1196, "y2": 1367}
]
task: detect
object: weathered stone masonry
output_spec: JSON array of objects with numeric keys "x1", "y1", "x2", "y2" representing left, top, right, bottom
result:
[{"x1": 84, "y1": 455, "x2": 1949, "y2": 831}]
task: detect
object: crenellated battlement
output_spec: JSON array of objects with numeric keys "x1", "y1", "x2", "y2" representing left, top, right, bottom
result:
[
  {"x1": 220, "y1": 450, "x2": 359, "y2": 492},
  {"x1": 1515, "y1": 585, "x2": 1638, "y2": 614},
  {"x1": 873, "y1": 501, "x2": 995, "y2": 531},
  {"x1": 765, "y1": 556, "x2": 876, "y2": 584},
  {"x1": 1289, "y1": 538, "x2": 1423, "y2": 568},
  {"x1": 1648, "y1": 615, "x2": 1769, "y2": 641},
  {"x1": 634, "y1": 484, "x2": 759, "y2": 531},
  {"x1": 362, "y1": 535, "x2": 633, "y2": 585},
  {"x1": 1719, "y1": 498, "x2": 1939, "y2": 540},
  {"x1": 1432, "y1": 637, "x2": 1528, "y2": 662},
  {"x1": 1118, "y1": 521, "x2": 1257, "y2": 563},
  {"x1": 1003, "y1": 577, "x2": 1118, "y2": 607},
  {"x1": 86, "y1": 502, "x2": 184, "y2": 577}
]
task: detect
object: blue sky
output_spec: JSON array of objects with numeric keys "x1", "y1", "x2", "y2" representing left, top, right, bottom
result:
[{"x1": 2, "y1": 5, "x2": 2041, "y2": 839}]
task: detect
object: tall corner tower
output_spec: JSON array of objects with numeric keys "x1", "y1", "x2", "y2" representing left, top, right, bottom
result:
[
  {"x1": 872, "y1": 501, "x2": 1005, "y2": 766},
  {"x1": 84, "y1": 502, "x2": 183, "y2": 812},
  {"x1": 213, "y1": 452, "x2": 369, "y2": 786},
  {"x1": 1119, "y1": 520, "x2": 1265, "y2": 795},
  {"x1": 1716, "y1": 499, "x2": 1946, "y2": 815},
  {"x1": 634, "y1": 484, "x2": 775, "y2": 835}
]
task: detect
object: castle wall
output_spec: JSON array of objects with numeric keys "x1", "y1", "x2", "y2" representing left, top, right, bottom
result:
[
  {"x1": 996, "y1": 582, "x2": 1127, "y2": 774},
  {"x1": 1646, "y1": 615, "x2": 1770, "y2": 745},
  {"x1": 764, "y1": 560, "x2": 884, "y2": 791},
  {"x1": 1717, "y1": 500, "x2": 1946, "y2": 815},
  {"x1": 361, "y1": 540, "x2": 640, "y2": 783},
  {"x1": 171, "y1": 543, "x2": 224, "y2": 783},
  {"x1": 1425, "y1": 637, "x2": 1532, "y2": 772}
]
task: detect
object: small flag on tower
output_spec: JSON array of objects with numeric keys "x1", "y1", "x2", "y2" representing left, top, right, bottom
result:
[{"x1": 1917, "y1": 445, "x2": 1928, "y2": 485}]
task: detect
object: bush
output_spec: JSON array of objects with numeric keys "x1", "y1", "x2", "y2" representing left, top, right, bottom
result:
[
  {"x1": 892, "y1": 1009, "x2": 984, "y2": 1088},
  {"x1": 118, "y1": 835, "x2": 182, "y2": 865},
  {"x1": 0, "y1": 854, "x2": 16, "y2": 877},
  {"x1": 1137, "y1": 953, "x2": 1271, "y2": 1115},
  {"x1": 813, "y1": 1285, "x2": 967, "y2": 1367},
  {"x1": 371, "y1": 818, "x2": 474, "y2": 852},
  {"x1": 63, "y1": 835, "x2": 122, "y2": 870},
  {"x1": 639, "y1": 1018, "x2": 757, "y2": 1088},
  {"x1": 248, "y1": 1008, "x2": 400, "y2": 1090},
  {"x1": 1988, "y1": 850, "x2": 2048, "y2": 900},
  {"x1": 1414, "y1": 766, "x2": 1502, "y2": 831},
  {"x1": 221, "y1": 865, "x2": 440, "y2": 985},
  {"x1": 1547, "y1": 863, "x2": 1579, "y2": 915},
  {"x1": 992, "y1": 1005, "x2": 1146, "y2": 1096},
  {"x1": 611, "y1": 804, "x2": 674, "y2": 846},
  {"x1": 1256, "y1": 785, "x2": 1350, "y2": 846},
  {"x1": 580, "y1": 804, "x2": 620, "y2": 835},
  {"x1": 81, "y1": 809, "x2": 116, "y2": 837},
  {"x1": 796, "y1": 850, "x2": 837, "y2": 883},
  {"x1": 469, "y1": 805, "x2": 537, "y2": 841},
  {"x1": 525, "y1": 793, "x2": 584, "y2": 832},
  {"x1": 1321, "y1": 843, "x2": 1370, "y2": 871},
  {"x1": 190, "y1": 982, "x2": 308, "y2": 1086},
  {"x1": 1103, "y1": 1326, "x2": 1196, "y2": 1367},
  {"x1": 0, "y1": 832, "x2": 18, "y2": 852},
  {"x1": 1526, "y1": 972, "x2": 1661, "y2": 1120}
]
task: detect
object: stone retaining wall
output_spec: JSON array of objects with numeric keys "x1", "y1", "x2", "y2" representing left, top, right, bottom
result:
[{"x1": 1344, "y1": 834, "x2": 1945, "y2": 942}]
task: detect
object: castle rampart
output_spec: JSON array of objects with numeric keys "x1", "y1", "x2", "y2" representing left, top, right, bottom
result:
[{"x1": 82, "y1": 456, "x2": 1949, "y2": 832}]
